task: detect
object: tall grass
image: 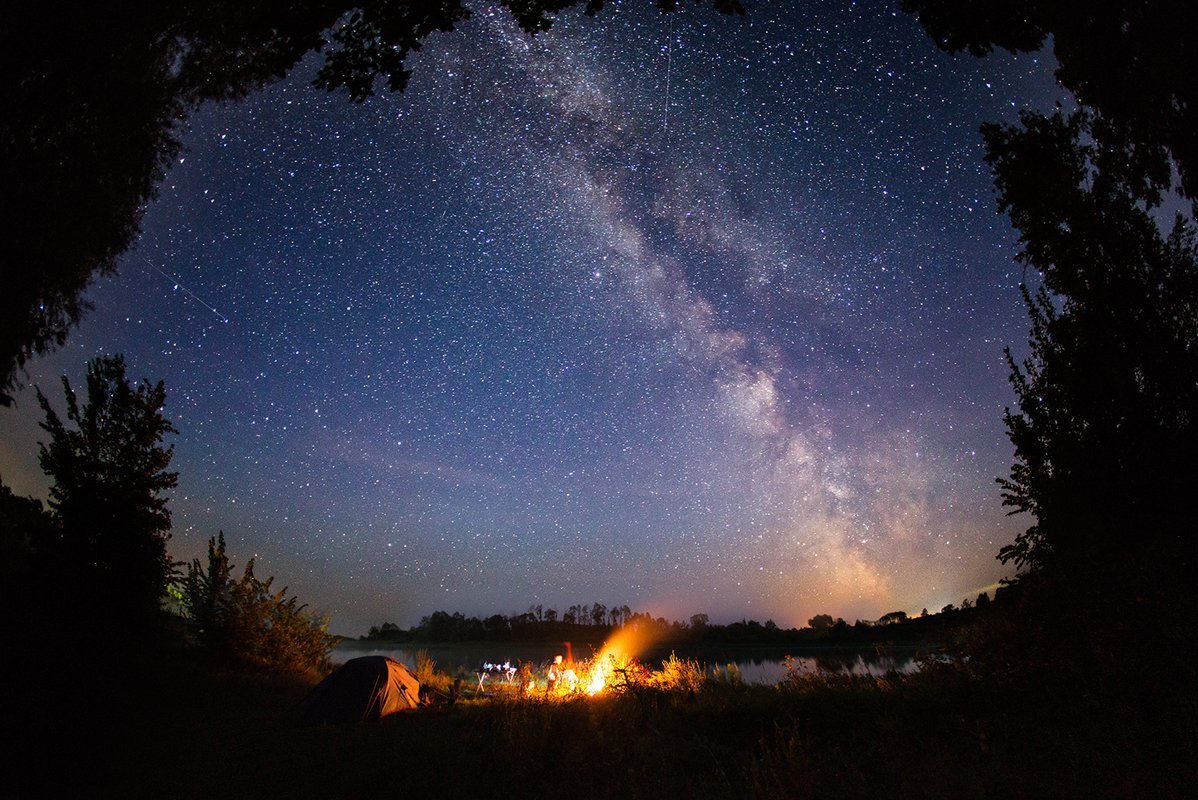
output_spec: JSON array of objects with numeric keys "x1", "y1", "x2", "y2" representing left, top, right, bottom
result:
[
  {"x1": 414, "y1": 648, "x2": 453, "y2": 692},
  {"x1": 652, "y1": 651, "x2": 706, "y2": 693},
  {"x1": 710, "y1": 661, "x2": 743, "y2": 687}
]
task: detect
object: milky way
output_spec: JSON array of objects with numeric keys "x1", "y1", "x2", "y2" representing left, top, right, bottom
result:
[{"x1": 0, "y1": 1, "x2": 1064, "y2": 634}]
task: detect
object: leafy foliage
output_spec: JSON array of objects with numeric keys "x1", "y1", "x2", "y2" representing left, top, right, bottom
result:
[
  {"x1": 36, "y1": 354, "x2": 178, "y2": 620},
  {"x1": 889, "y1": 3, "x2": 1198, "y2": 688},
  {"x1": 0, "y1": 481, "x2": 60, "y2": 627},
  {"x1": 364, "y1": 621, "x2": 404, "y2": 640},
  {"x1": 987, "y1": 110, "x2": 1198, "y2": 587},
  {"x1": 181, "y1": 531, "x2": 235, "y2": 648},
  {"x1": 905, "y1": 6, "x2": 1198, "y2": 662},
  {"x1": 0, "y1": 482, "x2": 55, "y2": 565},
  {"x1": 183, "y1": 532, "x2": 337, "y2": 674},
  {"x1": 807, "y1": 613, "x2": 834, "y2": 630},
  {"x1": 903, "y1": 1, "x2": 1198, "y2": 210}
]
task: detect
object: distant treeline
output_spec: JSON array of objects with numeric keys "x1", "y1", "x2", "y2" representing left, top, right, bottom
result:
[{"x1": 362, "y1": 591, "x2": 1002, "y2": 646}]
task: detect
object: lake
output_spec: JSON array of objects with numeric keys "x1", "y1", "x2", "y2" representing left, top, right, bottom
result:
[{"x1": 331, "y1": 640, "x2": 921, "y2": 685}]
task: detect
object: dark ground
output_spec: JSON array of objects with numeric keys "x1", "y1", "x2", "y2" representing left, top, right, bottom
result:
[{"x1": 12, "y1": 636, "x2": 1195, "y2": 800}]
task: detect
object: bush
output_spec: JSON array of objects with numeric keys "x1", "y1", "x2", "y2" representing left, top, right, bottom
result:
[
  {"x1": 652, "y1": 652, "x2": 706, "y2": 694},
  {"x1": 182, "y1": 533, "x2": 336, "y2": 675}
]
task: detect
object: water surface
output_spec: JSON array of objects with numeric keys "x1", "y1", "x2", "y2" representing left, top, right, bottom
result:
[{"x1": 332, "y1": 640, "x2": 920, "y2": 685}]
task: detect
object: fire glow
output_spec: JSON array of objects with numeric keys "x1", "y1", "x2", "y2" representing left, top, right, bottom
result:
[
  {"x1": 584, "y1": 623, "x2": 654, "y2": 694},
  {"x1": 533, "y1": 622, "x2": 660, "y2": 698}
]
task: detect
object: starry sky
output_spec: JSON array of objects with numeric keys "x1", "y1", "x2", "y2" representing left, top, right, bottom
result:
[{"x1": 0, "y1": 1, "x2": 1066, "y2": 634}]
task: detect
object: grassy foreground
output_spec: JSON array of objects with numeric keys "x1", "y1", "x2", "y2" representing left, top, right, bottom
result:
[{"x1": 22, "y1": 644, "x2": 1191, "y2": 800}]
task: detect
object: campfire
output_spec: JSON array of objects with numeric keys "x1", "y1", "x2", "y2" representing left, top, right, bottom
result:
[
  {"x1": 541, "y1": 623, "x2": 657, "y2": 697},
  {"x1": 478, "y1": 619, "x2": 703, "y2": 702}
]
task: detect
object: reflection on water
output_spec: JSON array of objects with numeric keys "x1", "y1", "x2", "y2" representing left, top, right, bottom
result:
[
  {"x1": 719, "y1": 650, "x2": 918, "y2": 684},
  {"x1": 332, "y1": 641, "x2": 918, "y2": 685}
]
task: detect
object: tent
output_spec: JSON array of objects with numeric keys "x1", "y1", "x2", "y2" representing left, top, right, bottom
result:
[{"x1": 297, "y1": 656, "x2": 423, "y2": 725}]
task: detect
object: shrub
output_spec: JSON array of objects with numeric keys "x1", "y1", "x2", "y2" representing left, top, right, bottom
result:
[
  {"x1": 182, "y1": 533, "x2": 336, "y2": 675},
  {"x1": 653, "y1": 652, "x2": 706, "y2": 694}
]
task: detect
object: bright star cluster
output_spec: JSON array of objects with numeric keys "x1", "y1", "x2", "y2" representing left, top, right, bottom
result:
[{"x1": 0, "y1": 1, "x2": 1063, "y2": 634}]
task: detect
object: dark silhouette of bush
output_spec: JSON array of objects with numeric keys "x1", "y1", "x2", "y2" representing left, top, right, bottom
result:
[{"x1": 183, "y1": 532, "x2": 337, "y2": 675}]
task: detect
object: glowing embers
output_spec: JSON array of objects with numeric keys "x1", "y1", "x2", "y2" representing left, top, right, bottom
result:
[{"x1": 551, "y1": 622, "x2": 658, "y2": 697}]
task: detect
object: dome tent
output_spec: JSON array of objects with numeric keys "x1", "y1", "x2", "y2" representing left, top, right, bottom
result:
[{"x1": 298, "y1": 656, "x2": 422, "y2": 725}]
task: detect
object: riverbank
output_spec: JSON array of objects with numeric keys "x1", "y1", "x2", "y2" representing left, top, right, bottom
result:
[
  {"x1": 26, "y1": 644, "x2": 1194, "y2": 799},
  {"x1": 333, "y1": 639, "x2": 927, "y2": 686}
]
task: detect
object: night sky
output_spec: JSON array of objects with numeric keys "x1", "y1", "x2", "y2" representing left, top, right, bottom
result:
[{"x1": 0, "y1": 1, "x2": 1065, "y2": 634}]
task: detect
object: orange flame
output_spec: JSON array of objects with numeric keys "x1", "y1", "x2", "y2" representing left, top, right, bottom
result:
[{"x1": 583, "y1": 621, "x2": 658, "y2": 695}]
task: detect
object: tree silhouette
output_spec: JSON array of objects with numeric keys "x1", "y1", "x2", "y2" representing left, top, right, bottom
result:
[
  {"x1": 0, "y1": 0, "x2": 743, "y2": 404},
  {"x1": 0, "y1": 481, "x2": 59, "y2": 632},
  {"x1": 36, "y1": 354, "x2": 178, "y2": 621},
  {"x1": 902, "y1": 1, "x2": 1197, "y2": 210},
  {"x1": 182, "y1": 531, "x2": 234, "y2": 648},
  {"x1": 225, "y1": 556, "x2": 337, "y2": 673},
  {"x1": 988, "y1": 110, "x2": 1198, "y2": 591},
  {"x1": 807, "y1": 613, "x2": 834, "y2": 631},
  {"x1": 904, "y1": 3, "x2": 1198, "y2": 652}
]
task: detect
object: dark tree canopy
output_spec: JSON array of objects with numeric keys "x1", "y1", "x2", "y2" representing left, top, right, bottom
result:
[
  {"x1": 896, "y1": 6, "x2": 1198, "y2": 676},
  {"x1": 807, "y1": 613, "x2": 834, "y2": 630},
  {"x1": 0, "y1": 0, "x2": 742, "y2": 405},
  {"x1": 903, "y1": 0, "x2": 1198, "y2": 211},
  {"x1": 990, "y1": 110, "x2": 1198, "y2": 584},
  {"x1": 36, "y1": 354, "x2": 178, "y2": 618},
  {"x1": 0, "y1": 482, "x2": 57, "y2": 603}
]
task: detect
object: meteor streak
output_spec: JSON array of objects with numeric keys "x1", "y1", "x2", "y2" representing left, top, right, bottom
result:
[{"x1": 144, "y1": 258, "x2": 229, "y2": 324}]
